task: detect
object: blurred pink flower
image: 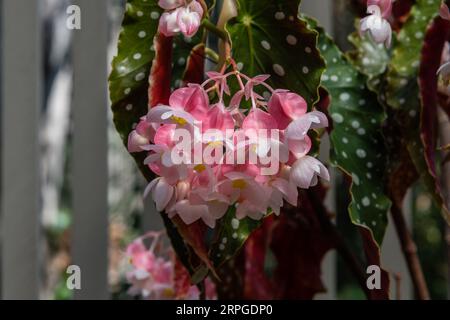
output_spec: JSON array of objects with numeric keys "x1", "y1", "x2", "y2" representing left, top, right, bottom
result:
[
  {"x1": 158, "y1": 0, "x2": 203, "y2": 38},
  {"x1": 360, "y1": 4, "x2": 392, "y2": 47}
]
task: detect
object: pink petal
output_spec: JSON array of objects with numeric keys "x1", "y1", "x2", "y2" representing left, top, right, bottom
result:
[
  {"x1": 188, "y1": 0, "x2": 204, "y2": 16},
  {"x1": 169, "y1": 84, "x2": 209, "y2": 119},
  {"x1": 128, "y1": 130, "x2": 150, "y2": 153},
  {"x1": 177, "y1": 7, "x2": 201, "y2": 37},
  {"x1": 153, "y1": 178, "x2": 175, "y2": 211},
  {"x1": 272, "y1": 178, "x2": 298, "y2": 206},
  {"x1": 285, "y1": 111, "x2": 328, "y2": 140},
  {"x1": 242, "y1": 108, "x2": 278, "y2": 130},
  {"x1": 268, "y1": 90, "x2": 307, "y2": 129},
  {"x1": 154, "y1": 124, "x2": 176, "y2": 147},
  {"x1": 158, "y1": 11, "x2": 180, "y2": 37},
  {"x1": 144, "y1": 178, "x2": 160, "y2": 198},
  {"x1": 174, "y1": 200, "x2": 208, "y2": 225},
  {"x1": 202, "y1": 104, "x2": 235, "y2": 131},
  {"x1": 288, "y1": 135, "x2": 312, "y2": 158},
  {"x1": 440, "y1": 3, "x2": 450, "y2": 21},
  {"x1": 158, "y1": 0, "x2": 184, "y2": 10},
  {"x1": 136, "y1": 118, "x2": 156, "y2": 141},
  {"x1": 290, "y1": 156, "x2": 329, "y2": 189},
  {"x1": 368, "y1": 0, "x2": 393, "y2": 18},
  {"x1": 144, "y1": 153, "x2": 162, "y2": 165}
]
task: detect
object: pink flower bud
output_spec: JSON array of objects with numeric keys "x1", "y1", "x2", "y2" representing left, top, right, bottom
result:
[
  {"x1": 367, "y1": 0, "x2": 393, "y2": 18},
  {"x1": 176, "y1": 1, "x2": 203, "y2": 37},
  {"x1": 440, "y1": 3, "x2": 450, "y2": 21},
  {"x1": 158, "y1": 10, "x2": 180, "y2": 37},
  {"x1": 158, "y1": 0, "x2": 184, "y2": 10},
  {"x1": 360, "y1": 5, "x2": 392, "y2": 47}
]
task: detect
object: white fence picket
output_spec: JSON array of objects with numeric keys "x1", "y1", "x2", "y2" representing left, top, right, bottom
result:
[
  {"x1": 0, "y1": 0, "x2": 42, "y2": 299},
  {"x1": 71, "y1": 0, "x2": 109, "y2": 299}
]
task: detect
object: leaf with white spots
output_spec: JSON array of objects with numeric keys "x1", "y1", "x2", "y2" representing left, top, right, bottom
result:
[
  {"x1": 347, "y1": 28, "x2": 391, "y2": 92},
  {"x1": 384, "y1": 0, "x2": 450, "y2": 223},
  {"x1": 305, "y1": 17, "x2": 391, "y2": 244},
  {"x1": 226, "y1": 0, "x2": 325, "y2": 107},
  {"x1": 385, "y1": 0, "x2": 440, "y2": 110},
  {"x1": 109, "y1": 0, "x2": 164, "y2": 182},
  {"x1": 209, "y1": 207, "x2": 263, "y2": 267},
  {"x1": 109, "y1": 0, "x2": 209, "y2": 275}
]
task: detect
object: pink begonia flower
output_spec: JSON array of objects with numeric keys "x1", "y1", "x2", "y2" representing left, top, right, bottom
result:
[
  {"x1": 169, "y1": 84, "x2": 209, "y2": 120},
  {"x1": 217, "y1": 172, "x2": 271, "y2": 220},
  {"x1": 284, "y1": 111, "x2": 328, "y2": 141},
  {"x1": 290, "y1": 155, "x2": 330, "y2": 189},
  {"x1": 440, "y1": 2, "x2": 450, "y2": 20},
  {"x1": 159, "y1": 10, "x2": 180, "y2": 37},
  {"x1": 367, "y1": 0, "x2": 393, "y2": 18},
  {"x1": 158, "y1": 0, "x2": 184, "y2": 10},
  {"x1": 158, "y1": 0, "x2": 203, "y2": 38},
  {"x1": 268, "y1": 90, "x2": 308, "y2": 130},
  {"x1": 202, "y1": 103, "x2": 235, "y2": 132},
  {"x1": 268, "y1": 177, "x2": 298, "y2": 215},
  {"x1": 147, "y1": 105, "x2": 197, "y2": 126},
  {"x1": 126, "y1": 234, "x2": 217, "y2": 300},
  {"x1": 126, "y1": 237, "x2": 174, "y2": 299},
  {"x1": 137, "y1": 70, "x2": 329, "y2": 225},
  {"x1": 144, "y1": 177, "x2": 175, "y2": 211},
  {"x1": 177, "y1": 4, "x2": 202, "y2": 37},
  {"x1": 360, "y1": 4, "x2": 392, "y2": 47},
  {"x1": 241, "y1": 109, "x2": 289, "y2": 164},
  {"x1": 174, "y1": 192, "x2": 229, "y2": 228},
  {"x1": 127, "y1": 116, "x2": 156, "y2": 153}
]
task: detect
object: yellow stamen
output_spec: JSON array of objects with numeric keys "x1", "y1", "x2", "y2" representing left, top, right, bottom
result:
[
  {"x1": 208, "y1": 140, "x2": 223, "y2": 148},
  {"x1": 194, "y1": 164, "x2": 206, "y2": 173},
  {"x1": 163, "y1": 288, "x2": 175, "y2": 298},
  {"x1": 232, "y1": 179, "x2": 247, "y2": 189},
  {"x1": 170, "y1": 115, "x2": 187, "y2": 126}
]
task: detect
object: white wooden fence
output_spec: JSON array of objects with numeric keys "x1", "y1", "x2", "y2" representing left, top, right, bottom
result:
[{"x1": 0, "y1": 0, "x2": 415, "y2": 300}]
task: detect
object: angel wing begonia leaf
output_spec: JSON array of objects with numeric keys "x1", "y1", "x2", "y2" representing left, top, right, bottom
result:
[
  {"x1": 419, "y1": 16, "x2": 450, "y2": 224},
  {"x1": 225, "y1": 0, "x2": 325, "y2": 107},
  {"x1": 209, "y1": 206, "x2": 263, "y2": 267},
  {"x1": 305, "y1": 17, "x2": 391, "y2": 244},
  {"x1": 385, "y1": 0, "x2": 450, "y2": 224},
  {"x1": 109, "y1": 0, "x2": 210, "y2": 276},
  {"x1": 348, "y1": 28, "x2": 391, "y2": 92}
]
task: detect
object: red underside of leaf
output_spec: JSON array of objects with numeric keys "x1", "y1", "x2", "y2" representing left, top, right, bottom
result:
[
  {"x1": 359, "y1": 228, "x2": 390, "y2": 299},
  {"x1": 183, "y1": 44, "x2": 205, "y2": 85},
  {"x1": 419, "y1": 17, "x2": 450, "y2": 219},
  {"x1": 148, "y1": 33, "x2": 173, "y2": 107},
  {"x1": 174, "y1": 257, "x2": 194, "y2": 298},
  {"x1": 242, "y1": 187, "x2": 334, "y2": 299}
]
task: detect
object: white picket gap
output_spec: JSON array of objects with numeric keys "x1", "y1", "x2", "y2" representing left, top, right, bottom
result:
[
  {"x1": 0, "y1": 0, "x2": 42, "y2": 299},
  {"x1": 71, "y1": 0, "x2": 109, "y2": 299}
]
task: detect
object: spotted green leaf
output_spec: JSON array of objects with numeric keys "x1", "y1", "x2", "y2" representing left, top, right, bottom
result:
[
  {"x1": 385, "y1": 0, "x2": 440, "y2": 110},
  {"x1": 306, "y1": 17, "x2": 391, "y2": 244},
  {"x1": 226, "y1": 0, "x2": 325, "y2": 107},
  {"x1": 109, "y1": 0, "x2": 207, "y2": 274},
  {"x1": 109, "y1": 0, "x2": 162, "y2": 179},
  {"x1": 209, "y1": 207, "x2": 263, "y2": 267},
  {"x1": 384, "y1": 0, "x2": 449, "y2": 221},
  {"x1": 347, "y1": 27, "x2": 391, "y2": 92}
]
